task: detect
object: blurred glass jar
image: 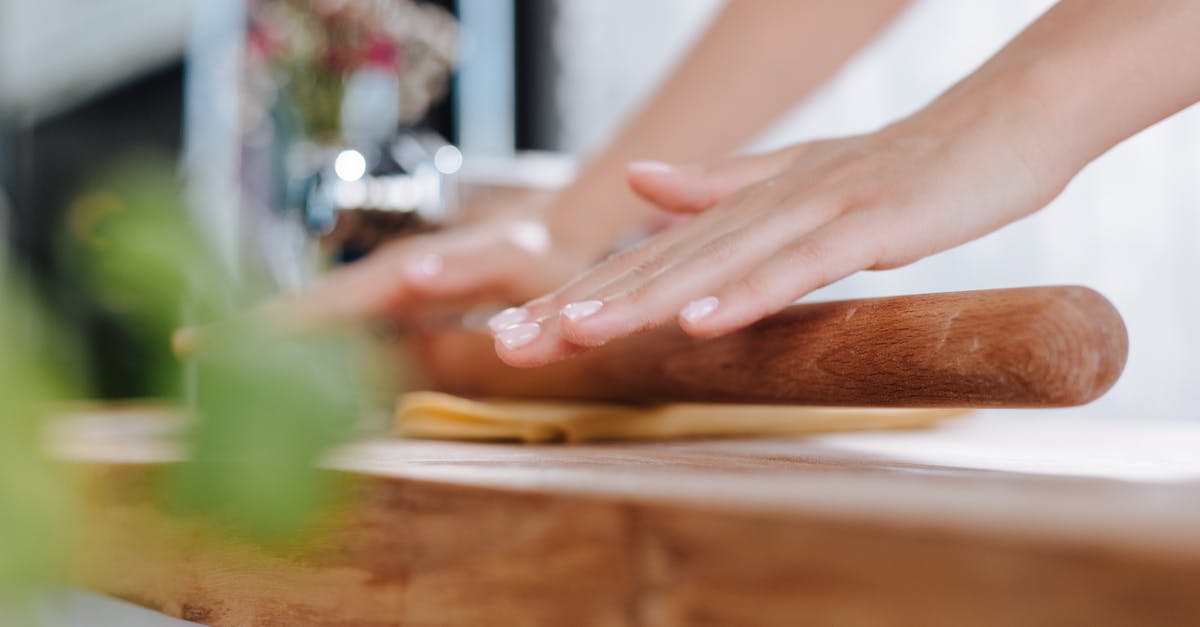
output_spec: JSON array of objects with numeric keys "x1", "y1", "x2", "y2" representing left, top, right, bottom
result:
[{"x1": 239, "y1": 0, "x2": 460, "y2": 272}]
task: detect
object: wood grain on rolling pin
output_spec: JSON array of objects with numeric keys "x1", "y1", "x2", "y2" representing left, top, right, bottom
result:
[{"x1": 415, "y1": 286, "x2": 1127, "y2": 408}]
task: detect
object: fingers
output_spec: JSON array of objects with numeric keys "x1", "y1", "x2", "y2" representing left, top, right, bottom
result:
[
  {"x1": 510, "y1": 185, "x2": 758, "y2": 326},
  {"x1": 262, "y1": 243, "x2": 422, "y2": 329},
  {"x1": 263, "y1": 227, "x2": 525, "y2": 331},
  {"x1": 627, "y1": 149, "x2": 796, "y2": 214},
  {"x1": 172, "y1": 253, "x2": 405, "y2": 357},
  {"x1": 502, "y1": 150, "x2": 802, "y2": 332},
  {"x1": 488, "y1": 216, "x2": 743, "y2": 365},
  {"x1": 553, "y1": 204, "x2": 834, "y2": 348},
  {"x1": 493, "y1": 314, "x2": 586, "y2": 367},
  {"x1": 492, "y1": 206, "x2": 885, "y2": 367},
  {"x1": 678, "y1": 214, "x2": 883, "y2": 338}
]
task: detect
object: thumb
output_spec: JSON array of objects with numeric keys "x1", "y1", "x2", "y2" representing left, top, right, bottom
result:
[{"x1": 627, "y1": 150, "x2": 794, "y2": 214}]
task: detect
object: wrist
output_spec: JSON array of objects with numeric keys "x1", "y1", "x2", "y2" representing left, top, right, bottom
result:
[{"x1": 893, "y1": 60, "x2": 1087, "y2": 198}]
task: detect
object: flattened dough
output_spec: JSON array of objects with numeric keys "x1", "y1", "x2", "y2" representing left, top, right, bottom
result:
[{"x1": 397, "y1": 391, "x2": 969, "y2": 443}]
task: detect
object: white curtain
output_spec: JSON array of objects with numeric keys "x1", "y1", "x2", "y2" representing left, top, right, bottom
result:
[{"x1": 553, "y1": 0, "x2": 1200, "y2": 420}]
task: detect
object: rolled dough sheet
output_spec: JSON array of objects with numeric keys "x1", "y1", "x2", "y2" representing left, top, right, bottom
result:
[{"x1": 396, "y1": 391, "x2": 970, "y2": 444}]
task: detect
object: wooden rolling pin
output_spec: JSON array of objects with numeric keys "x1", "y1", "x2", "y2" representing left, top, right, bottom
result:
[{"x1": 413, "y1": 285, "x2": 1128, "y2": 407}]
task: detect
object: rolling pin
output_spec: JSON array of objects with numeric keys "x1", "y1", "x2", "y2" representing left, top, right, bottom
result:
[{"x1": 412, "y1": 285, "x2": 1128, "y2": 407}]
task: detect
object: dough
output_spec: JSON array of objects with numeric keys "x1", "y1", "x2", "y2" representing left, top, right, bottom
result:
[{"x1": 397, "y1": 391, "x2": 969, "y2": 444}]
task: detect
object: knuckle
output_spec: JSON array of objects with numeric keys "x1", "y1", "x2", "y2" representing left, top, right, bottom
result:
[
  {"x1": 870, "y1": 239, "x2": 911, "y2": 270},
  {"x1": 774, "y1": 185, "x2": 843, "y2": 222},
  {"x1": 732, "y1": 273, "x2": 776, "y2": 304},
  {"x1": 868, "y1": 245, "x2": 893, "y2": 269},
  {"x1": 694, "y1": 233, "x2": 741, "y2": 266},
  {"x1": 848, "y1": 210, "x2": 907, "y2": 270},
  {"x1": 619, "y1": 283, "x2": 660, "y2": 313},
  {"x1": 785, "y1": 238, "x2": 829, "y2": 269},
  {"x1": 824, "y1": 190, "x2": 869, "y2": 219},
  {"x1": 626, "y1": 253, "x2": 668, "y2": 282}
]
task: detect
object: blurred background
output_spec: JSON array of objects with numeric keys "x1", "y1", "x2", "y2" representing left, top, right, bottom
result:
[{"x1": 1, "y1": 0, "x2": 1197, "y2": 424}]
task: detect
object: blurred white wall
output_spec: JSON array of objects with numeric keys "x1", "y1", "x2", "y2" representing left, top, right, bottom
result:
[
  {"x1": 0, "y1": 0, "x2": 189, "y2": 123},
  {"x1": 552, "y1": 0, "x2": 723, "y2": 153},
  {"x1": 552, "y1": 0, "x2": 1200, "y2": 420},
  {"x1": 457, "y1": 0, "x2": 516, "y2": 156}
]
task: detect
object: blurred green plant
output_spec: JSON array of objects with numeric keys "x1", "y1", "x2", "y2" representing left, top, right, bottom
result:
[
  {"x1": 170, "y1": 321, "x2": 362, "y2": 537},
  {"x1": 0, "y1": 280, "x2": 72, "y2": 603},
  {"x1": 71, "y1": 160, "x2": 371, "y2": 534},
  {"x1": 0, "y1": 157, "x2": 376, "y2": 600}
]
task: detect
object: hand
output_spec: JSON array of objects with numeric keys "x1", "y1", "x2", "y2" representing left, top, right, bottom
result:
[
  {"x1": 269, "y1": 199, "x2": 593, "y2": 330},
  {"x1": 489, "y1": 98, "x2": 1070, "y2": 367}
]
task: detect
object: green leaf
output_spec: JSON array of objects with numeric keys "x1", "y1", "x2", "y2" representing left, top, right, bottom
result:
[{"x1": 167, "y1": 322, "x2": 362, "y2": 539}]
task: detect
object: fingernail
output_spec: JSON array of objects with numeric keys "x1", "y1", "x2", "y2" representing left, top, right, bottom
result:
[
  {"x1": 488, "y1": 307, "x2": 528, "y2": 333},
  {"x1": 496, "y1": 322, "x2": 541, "y2": 349},
  {"x1": 679, "y1": 296, "x2": 720, "y2": 325},
  {"x1": 560, "y1": 300, "x2": 603, "y2": 322},
  {"x1": 629, "y1": 160, "x2": 674, "y2": 174},
  {"x1": 406, "y1": 253, "x2": 443, "y2": 278}
]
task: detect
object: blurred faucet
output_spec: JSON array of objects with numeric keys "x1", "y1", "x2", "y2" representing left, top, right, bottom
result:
[{"x1": 292, "y1": 128, "x2": 462, "y2": 261}]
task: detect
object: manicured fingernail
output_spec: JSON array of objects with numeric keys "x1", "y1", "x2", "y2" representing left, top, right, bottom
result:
[
  {"x1": 488, "y1": 307, "x2": 528, "y2": 333},
  {"x1": 407, "y1": 253, "x2": 443, "y2": 278},
  {"x1": 496, "y1": 322, "x2": 541, "y2": 349},
  {"x1": 629, "y1": 160, "x2": 674, "y2": 174},
  {"x1": 560, "y1": 300, "x2": 603, "y2": 322},
  {"x1": 679, "y1": 296, "x2": 719, "y2": 325}
]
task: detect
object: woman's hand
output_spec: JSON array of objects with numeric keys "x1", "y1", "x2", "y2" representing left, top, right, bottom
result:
[
  {"x1": 489, "y1": 88, "x2": 1072, "y2": 367},
  {"x1": 268, "y1": 200, "x2": 594, "y2": 330},
  {"x1": 489, "y1": 0, "x2": 1200, "y2": 368}
]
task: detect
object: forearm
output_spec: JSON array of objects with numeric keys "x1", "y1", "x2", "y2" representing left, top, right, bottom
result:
[
  {"x1": 547, "y1": 0, "x2": 910, "y2": 255},
  {"x1": 909, "y1": 0, "x2": 1200, "y2": 188}
]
